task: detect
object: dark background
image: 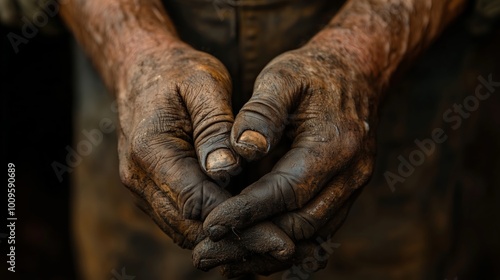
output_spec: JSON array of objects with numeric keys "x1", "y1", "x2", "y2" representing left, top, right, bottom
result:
[{"x1": 1, "y1": 24, "x2": 76, "y2": 279}]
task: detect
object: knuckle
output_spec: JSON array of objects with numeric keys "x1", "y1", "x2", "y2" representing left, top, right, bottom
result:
[
  {"x1": 129, "y1": 131, "x2": 170, "y2": 175},
  {"x1": 337, "y1": 121, "x2": 365, "y2": 159},
  {"x1": 180, "y1": 188, "x2": 202, "y2": 219},
  {"x1": 193, "y1": 115, "x2": 232, "y2": 146},
  {"x1": 118, "y1": 164, "x2": 135, "y2": 188},
  {"x1": 118, "y1": 158, "x2": 146, "y2": 197},
  {"x1": 261, "y1": 172, "x2": 300, "y2": 210},
  {"x1": 281, "y1": 213, "x2": 316, "y2": 241},
  {"x1": 345, "y1": 158, "x2": 374, "y2": 192},
  {"x1": 130, "y1": 131, "x2": 150, "y2": 163},
  {"x1": 185, "y1": 59, "x2": 230, "y2": 90},
  {"x1": 118, "y1": 149, "x2": 138, "y2": 189},
  {"x1": 117, "y1": 138, "x2": 141, "y2": 192},
  {"x1": 239, "y1": 101, "x2": 284, "y2": 134},
  {"x1": 257, "y1": 65, "x2": 295, "y2": 88}
]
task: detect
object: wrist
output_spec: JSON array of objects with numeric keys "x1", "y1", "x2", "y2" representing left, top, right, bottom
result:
[
  {"x1": 302, "y1": 32, "x2": 382, "y2": 122},
  {"x1": 115, "y1": 32, "x2": 184, "y2": 98},
  {"x1": 60, "y1": 0, "x2": 181, "y2": 96},
  {"x1": 308, "y1": 20, "x2": 396, "y2": 94},
  {"x1": 308, "y1": 0, "x2": 466, "y2": 93}
]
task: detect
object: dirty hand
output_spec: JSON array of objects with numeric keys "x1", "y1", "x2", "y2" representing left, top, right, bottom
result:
[
  {"x1": 200, "y1": 0, "x2": 469, "y2": 273},
  {"x1": 116, "y1": 40, "x2": 298, "y2": 262},
  {"x1": 203, "y1": 38, "x2": 377, "y2": 264},
  {"x1": 116, "y1": 40, "x2": 242, "y2": 248},
  {"x1": 59, "y1": 0, "x2": 300, "y2": 265}
]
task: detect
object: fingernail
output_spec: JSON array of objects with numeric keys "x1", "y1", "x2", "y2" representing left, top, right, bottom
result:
[
  {"x1": 206, "y1": 149, "x2": 236, "y2": 171},
  {"x1": 237, "y1": 130, "x2": 268, "y2": 153},
  {"x1": 208, "y1": 225, "x2": 228, "y2": 241}
]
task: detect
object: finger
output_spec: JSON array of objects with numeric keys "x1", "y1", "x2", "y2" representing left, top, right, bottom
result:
[
  {"x1": 180, "y1": 56, "x2": 240, "y2": 182},
  {"x1": 274, "y1": 152, "x2": 373, "y2": 241},
  {"x1": 192, "y1": 237, "x2": 247, "y2": 272},
  {"x1": 119, "y1": 153, "x2": 205, "y2": 249},
  {"x1": 205, "y1": 120, "x2": 362, "y2": 240},
  {"x1": 129, "y1": 84, "x2": 232, "y2": 220},
  {"x1": 137, "y1": 181, "x2": 205, "y2": 249},
  {"x1": 272, "y1": 173, "x2": 354, "y2": 241},
  {"x1": 131, "y1": 132, "x2": 231, "y2": 220},
  {"x1": 231, "y1": 58, "x2": 303, "y2": 161},
  {"x1": 193, "y1": 222, "x2": 295, "y2": 271}
]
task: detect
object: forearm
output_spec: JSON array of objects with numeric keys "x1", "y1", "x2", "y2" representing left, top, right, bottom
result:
[
  {"x1": 311, "y1": 0, "x2": 467, "y2": 93},
  {"x1": 59, "y1": 0, "x2": 179, "y2": 95}
]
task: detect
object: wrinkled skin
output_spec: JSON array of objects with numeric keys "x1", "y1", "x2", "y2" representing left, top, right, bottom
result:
[
  {"x1": 117, "y1": 41, "x2": 238, "y2": 223},
  {"x1": 53, "y1": 0, "x2": 467, "y2": 277},
  {"x1": 59, "y1": 0, "x2": 304, "y2": 273},
  {"x1": 199, "y1": 0, "x2": 467, "y2": 275},
  {"x1": 115, "y1": 40, "x2": 297, "y2": 260},
  {"x1": 204, "y1": 41, "x2": 376, "y2": 241},
  {"x1": 114, "y1": 41, "x2": 233, "y2": 246},
  {"x1": 196, "y1": 37, "x2": 376, "y2": 276}
]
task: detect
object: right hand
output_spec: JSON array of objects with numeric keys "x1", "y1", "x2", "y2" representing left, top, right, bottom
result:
[{"x1": 116, "y1": 41, "x2": 241, "y2": 248}]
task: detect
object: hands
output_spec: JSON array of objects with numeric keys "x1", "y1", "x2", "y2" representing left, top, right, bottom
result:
[
  {"x1": 60, "y1": 0, "x2": 466, "y2": 276},
  {"x1": 194, "y1": 0, "x2": 468, "y2": 272},
  {"x1": 196, "y1": 39, "x2": 377, "y2": 276},
  {"x1": 115, "y1": 40, "x2": 297, "y2": 268},
  {"x1": 115, "y1": 41, "x2": 237, "y2": 247},
  {"x1": 59, "y1": 0, "x2": 305, "y2": 274},
  {"x1": 112, "y1": 35, "x2": 376, "y2": 276},
  {"x1": 108, "y1": 10, "x2": 378, "y2": 277}
]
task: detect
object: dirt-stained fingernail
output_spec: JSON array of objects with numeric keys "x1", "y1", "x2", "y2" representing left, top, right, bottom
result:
[
  {"x1": 237, "y1": 130, "x2": 268, "y2": 153},
  {"x1": 206, "y1": 149, "x2": 236, "y2": 171}
]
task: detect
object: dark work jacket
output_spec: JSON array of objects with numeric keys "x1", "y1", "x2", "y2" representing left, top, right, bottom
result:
[{"x1": 162, "y1": 0, "x2": 345, "y2": 110}]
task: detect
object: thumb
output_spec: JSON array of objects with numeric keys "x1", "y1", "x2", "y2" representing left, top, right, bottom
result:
[
  {"x1": 231, "y1": 59, "x2": 302, "y2": 161},
  {"x1": 181, "y1": 62, "x2": 240, "y2": 184},
  {"x1": 193, "y1": 222, "x2": 295, "y2": 271}
]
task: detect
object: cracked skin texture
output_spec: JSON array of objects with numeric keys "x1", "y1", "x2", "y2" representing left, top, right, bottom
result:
[{"x1": 59, "y1": 0, "x2": 466, "y2": 277}]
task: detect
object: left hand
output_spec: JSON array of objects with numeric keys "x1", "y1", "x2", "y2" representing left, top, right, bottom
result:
[{"x1": 200, "y1": 39, "x2": 378, "y2": 275}]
